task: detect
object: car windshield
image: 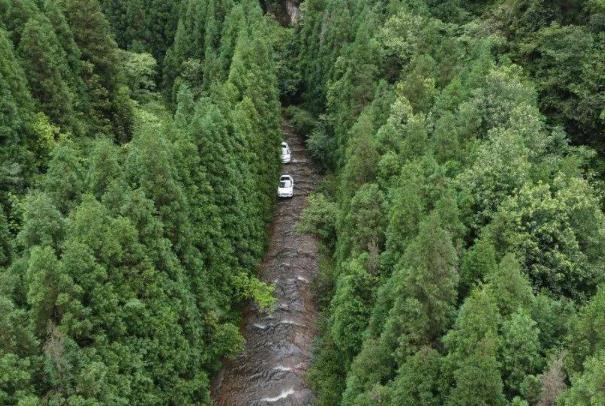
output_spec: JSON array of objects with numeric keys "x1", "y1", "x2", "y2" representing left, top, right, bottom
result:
[{"x1": 280, "y1": 181, "x2": 291, "y2": 188}]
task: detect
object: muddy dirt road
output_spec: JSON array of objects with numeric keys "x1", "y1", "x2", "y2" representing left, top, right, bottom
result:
[{"x1": 212, "y1": 122, "x2": 320, "y2": 405}]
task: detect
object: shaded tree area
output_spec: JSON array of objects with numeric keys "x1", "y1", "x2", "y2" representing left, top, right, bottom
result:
[
  {"x1": 297, "y1": 1, "x2": 605, "y2": 404},
  {"x1": 98, "y1": 0, "x2": 180, "y2": 67},
  {"x1": 488, "y1": 0, "x2": 605, "y2": 158},
  {"x1": 0, "y1": 0, "x2": 132, "y2": 142},
  {"x1": 0, "y1": 0, "x2": 285, "y2": 403}
]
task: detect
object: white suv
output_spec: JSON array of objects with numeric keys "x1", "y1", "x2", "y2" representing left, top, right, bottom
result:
[
  {"x1": 278, "y1": 175, "x2": 294, "y2": 198},
  {"x1": 281, "y1": 142, "x2": 291, "y2": 163}
]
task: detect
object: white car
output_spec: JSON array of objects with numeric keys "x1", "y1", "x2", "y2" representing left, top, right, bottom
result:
[
  {"x1": 281, "y1": 142, "x2": 291, "y2": 164},
  {"x1": 278, "y1": 175, "x2": 294, "y2": 198}
]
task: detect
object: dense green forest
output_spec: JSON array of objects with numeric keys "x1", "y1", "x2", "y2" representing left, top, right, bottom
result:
[
  {"x1": 1, "y1": 0, "x2": 605, "y2": 404},
  {"x1": 295, "y1": 0, "x2": 605, "y2": 405},
  {"x1": 0, "y1": 0, "x2": 285, "y2": 403}
]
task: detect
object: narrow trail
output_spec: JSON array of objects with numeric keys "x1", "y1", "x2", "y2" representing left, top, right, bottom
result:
[{"x1": 212, "y1": 121, "x2": 321, "y2": 405}]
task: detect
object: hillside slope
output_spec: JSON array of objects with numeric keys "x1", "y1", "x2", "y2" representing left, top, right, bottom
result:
[{"x1": 293, "y1": 1, "x2": 605, "y2": 405}]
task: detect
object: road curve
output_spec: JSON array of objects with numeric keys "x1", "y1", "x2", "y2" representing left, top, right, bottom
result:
[{"x1": 212, "y1": 120, "x2": 320, "y2": 405}]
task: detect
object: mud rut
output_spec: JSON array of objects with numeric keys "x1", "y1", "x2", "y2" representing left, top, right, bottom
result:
[{"x1": 212, "y1": 121, "x2": 321, "y2": 405}]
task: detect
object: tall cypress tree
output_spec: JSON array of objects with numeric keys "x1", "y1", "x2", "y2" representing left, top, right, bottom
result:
[
  {"x1": 0, "y1": 27, "x2": 37, "y2": 213},
  {"x1": 42, "y1": 0, "x2": 86, "y2": 102},
  {"x1": 18, "y1": 14, "x2": 77, "y2": 133},
  {"x1": 59, "y1": 0, "x2": 132, "y2": 140},
  {"x1": 163, "y1": 0, "x2": 209, "y2": 99},
  {"x1": 444, "y1": 289, "x2": 506, "y2": 406},
  {"x1": 0, "y1": 0, "x2": 39, "y2": 44}
]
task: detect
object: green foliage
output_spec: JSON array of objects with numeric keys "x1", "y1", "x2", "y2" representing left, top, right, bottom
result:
[
  {"x1": 0, "y1": 0, "x2": 39, "y2": 44},
  {"x1": 397, "y1": 213, "x2": 459, "y2": 346},
  {"x1": 0, "y1": 27, "x2": 36, "y2": 206},
  {"x1": 297, "y1": 4, "x2": 605, "y2": 403},
  {"x1": 297, "y1": 193, "x2": 338, "y2": 245},
  {"x1": 2, "y1": 0, "x2": 605, "y2": 403},
  {"x1": 328, "y1": 257, "x2": 375, "y2": 364},
  {"x1": 121, "y1": 51, "x2": 158, "y2": 102},
  {"x1": 381, "y1": 156, "x2": 439, "y2": 269},
  {"x1": 309, "y1": 325, "x2": 348, "y2": 406},
  {"x1": 18, "y1": 13, "x2": 78, "y2": 133},
  {"x1": 560, "y1": 350, "x2": 605, "y2": 405},
  {"x1": 444, "y1": 289, "x2": 505, "y2": 406},
  {"x1": 485, "y1": 254, "x2": 535, "y2": 318},
  {"x1": 17, "y1": 192, "x2": 64, "y2": 251},
  {"x1": 339, "y1": 183, "x2": 385, "y2": 260},
  {"x1": 498, "y1": 309, "x2": 541, "y2": 397},
  {"x1": 490, "y1": 178, "x2": 605, "y2": 300},
  {"x1": 0, "y1": 1, "x2": 283, "y2": 403},
  {"x1": 285, "y1": 105, "x2": 317, "y2": 135},
  {"x1": 99, "y1": 0, "x2": 180, "y2": 66},
  {"x1": 390, "y1": 347, "x2": 444, "y2": 406},
  {"x1": 565, "y1": 288, "x2": 605, "y2": 375},
  {"x1": 307, "y1": 121, "x2": 338, "y2": 171},
  {"x1": 43, "y1": 140, "x2": 84, "y2": 214},
  {"x1": 460, "y1": 237, "x2": 497, "y2": 298},
  {"x1": 338, "y1": 213, "x2": 458, "y2": 403},
  {"x1": 60, "y1": 0, "x2": 134, "y2": 140},
  {"x1": 232, "y1": 272, "x2": 276, "y2": 312},
  {"x1": 516, "y1": 24, "x2": 605, "y2": 155}
]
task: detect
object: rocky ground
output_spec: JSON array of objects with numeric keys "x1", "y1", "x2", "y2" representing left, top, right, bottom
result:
[{"x1": 212, "y1": 121, "x2": 320, "y2": 406}]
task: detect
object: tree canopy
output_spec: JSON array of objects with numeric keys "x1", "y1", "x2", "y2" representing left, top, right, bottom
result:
[
  {"x1": 1, "y1": 0, "x2": 605, "y2": 404},
  {"x1": 0, "y1": 0, "x2": 283, "y2": 402},
  {"x1": 297, "y1": 1, "x2": 605, "y2": 405}
]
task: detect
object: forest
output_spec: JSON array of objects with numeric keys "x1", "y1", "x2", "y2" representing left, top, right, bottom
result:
[
  {"x1": 0, "y1": 0, "x2": 283, "y2": 403},
  {"x1": 0, "y1": 0, "x2": 604, "y2": 405},
  {"x1": 295, "y1": 0, "x2": 605, "y2": 405}
]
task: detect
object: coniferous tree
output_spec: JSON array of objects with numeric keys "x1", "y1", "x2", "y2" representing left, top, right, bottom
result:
[
  {"x1": 300, "y1": 1, "x2": 605, "y2": 404},
  {"x1": 59, "y1": 0, "x2": 133, "y2": 140},
  {"x1": 1, "y1": 0, "x2": 605, "y2": 403},
  {"x1": 565, "y1": 287, "x2": 605, "y2": 375},
  {"x1": 17, "y1": 192, "x2": 64, "y2": 252},
  {"x1": 42, "y1": 140, "x2": 84, "y2": 215},
  {"x1": 561, "y1": 351, "x2": 605, "y2": 405},
  {"x1": 0, "y1": 27, "x2": 36, "y2": 204},
  {"x1": 42, "y1": 0, "x2": 85, "y2": 105},
  {"x1": 460, "y1": 237, "x2": 497, "y2": 299},
  {"x1": 444, "y1": 289, "x2": 505, "y2": 406},
  {"x1": 341, "y1": 213, "x2": 458, "y2": 403},
  {"x1": 18, "y1": 14, "x2": 78, "y2": 133},
  {"x1": 328, "y1": 256, "x2": 375, "y2": 365},
  {"x1": 390, "y1": 347, "x2": 445, "y2": 406},
  {"x1": 0, "y1": 0, "x2": 39, "y2": 44},
  {"x1": 499, "y1": 309, "x2": 542, "y2": 397},
  {"x1": 485, "y1": 254, "x2": 535, "y2": 317}
]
